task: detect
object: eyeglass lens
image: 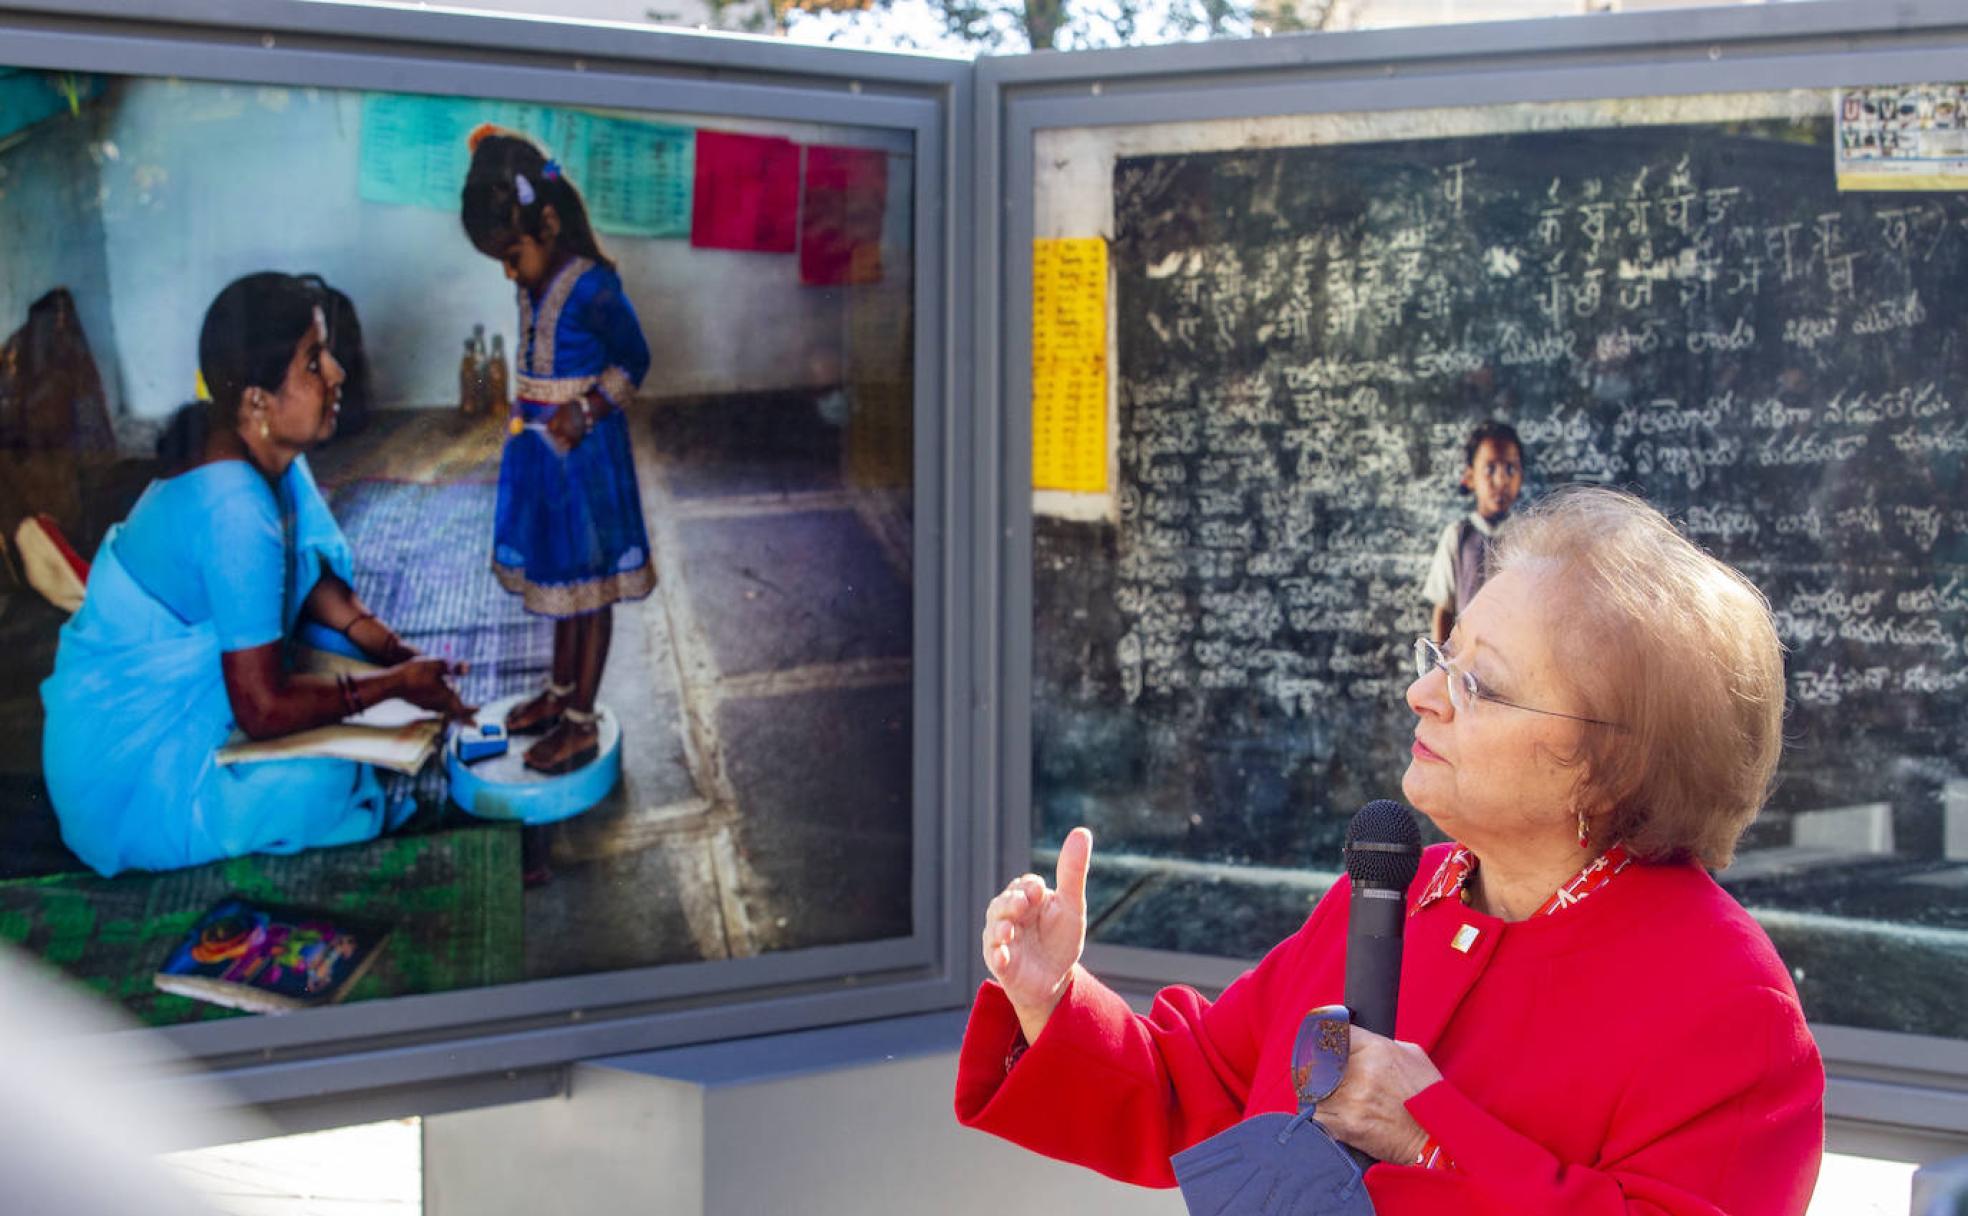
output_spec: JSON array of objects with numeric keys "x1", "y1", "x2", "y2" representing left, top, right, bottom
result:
[{"x1": 1414, "y1": 638, "x2": 1476, "y2": 713}]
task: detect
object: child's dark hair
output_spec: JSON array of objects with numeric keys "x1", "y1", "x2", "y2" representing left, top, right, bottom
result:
[
  {"x1": 460, "y1": 127, "x2": 613, "y2": 271},
  {"x1": 1462, "y1": 419, "x2": 1524, "y2": 470}
]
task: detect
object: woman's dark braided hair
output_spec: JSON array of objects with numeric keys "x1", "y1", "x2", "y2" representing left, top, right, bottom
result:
[{"x1": 460, "y1": 125, "x2": 613, "y2": 271}]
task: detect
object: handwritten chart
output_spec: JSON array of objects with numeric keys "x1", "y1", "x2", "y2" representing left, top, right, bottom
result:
[
  {"x1": 358, "y1": 93, "x2": 549, "y2": 211},
  {"x1": 357, "y1": 95, "x2": 691, "y2": 238},
  {"x1": 567, "y1": 112, "x2": 693, "y2": 238}
]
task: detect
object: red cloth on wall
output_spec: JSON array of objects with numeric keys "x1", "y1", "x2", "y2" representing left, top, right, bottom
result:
[
  {"x1": 954, "y1": 843, "x2": 1824, "y2": 1215},
  {"x1": 691, "y1": 130, "x2": 800, "y2": 253},
  {"x1": 799, "y1": 144, "x2": 887, "y2": 287}
]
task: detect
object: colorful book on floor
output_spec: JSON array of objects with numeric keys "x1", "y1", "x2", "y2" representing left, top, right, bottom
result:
[
  {"x1": 153, "y1": 897, "x2": 390, "y2": 1014},
  {"x1": 214, "y1": 696, "x2": 444, "y2": 775}
]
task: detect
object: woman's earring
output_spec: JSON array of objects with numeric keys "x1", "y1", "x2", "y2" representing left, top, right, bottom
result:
[
  {"x1": 259, "y1": 416, "x2": 270, "y2": 440},
  {"x1": 1576, "y1": 808, "x2": 1591, "y2": 849}
]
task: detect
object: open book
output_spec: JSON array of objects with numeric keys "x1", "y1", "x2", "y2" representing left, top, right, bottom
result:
[{"x1": 215, "y1": 651, "x2": 444, "y2": 774}]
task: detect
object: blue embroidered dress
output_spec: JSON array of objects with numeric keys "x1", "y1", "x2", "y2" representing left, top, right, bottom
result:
[
  {"x1": 41, "y1": 457, "x2": 405, "y2": 877},
  {"x1": 494, "y1": 256, "x2": 656, "y2": 616}
]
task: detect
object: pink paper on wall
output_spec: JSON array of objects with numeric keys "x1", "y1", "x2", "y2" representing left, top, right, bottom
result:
[
  {"x1": 799, "y1": 145, "x2": 888, "y2": 287},
  {"x1": 690, "y1": 130, "x2": 799, "y2": 253}
]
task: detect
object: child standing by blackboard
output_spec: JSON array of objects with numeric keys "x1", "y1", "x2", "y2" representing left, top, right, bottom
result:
[
  {"x1": 1422, "y1": 419, "x2": 1524, "y2": 643},
  {"x1": 460, "y1": 127, "x2": 656, "y2": 778}
]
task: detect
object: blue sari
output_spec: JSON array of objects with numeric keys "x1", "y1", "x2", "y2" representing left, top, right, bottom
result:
[{"x1": 41, "y1": 456, "x2": 402, "y2": 877}]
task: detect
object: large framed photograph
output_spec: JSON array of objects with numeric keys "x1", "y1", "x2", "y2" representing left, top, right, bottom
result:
[{"x1": 0, "y1": 2, "x2": 956, "y2": 1075}]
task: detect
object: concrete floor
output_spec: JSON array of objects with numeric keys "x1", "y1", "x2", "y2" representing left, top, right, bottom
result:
[
  {"x1": 308, "y1": 401, "x2": 916, "y2": 982},
  {"x1": 520, "y1": 398, "x2": 915, "y2": 974},
  {"x1": 161, "y1": 1119, "x2": 1921, "y2": 1215}
]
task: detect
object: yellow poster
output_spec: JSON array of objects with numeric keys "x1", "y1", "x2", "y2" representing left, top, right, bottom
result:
[{"x1": 1032, "y1": 237, "x2": 1109, "y2": 493}]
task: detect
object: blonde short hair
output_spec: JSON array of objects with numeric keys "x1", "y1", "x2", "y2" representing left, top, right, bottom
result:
[{"x1": 1491, "y1": 486, "x2": 1785, "y2": 868}]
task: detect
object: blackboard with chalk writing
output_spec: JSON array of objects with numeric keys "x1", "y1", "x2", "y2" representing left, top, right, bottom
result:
[{"x1": 1033, "y1": 117, "x2": 1968, "y2": 890}]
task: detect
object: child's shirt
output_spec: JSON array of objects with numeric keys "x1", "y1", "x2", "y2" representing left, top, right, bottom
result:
[
  {"x1": 513, "y1": 257, "x2": 651, "y2": 409},
  {"x1": 1421, "y1": 511, "x2": 1505, "y2": 614}
]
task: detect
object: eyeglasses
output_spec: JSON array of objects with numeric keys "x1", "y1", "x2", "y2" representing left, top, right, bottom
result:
[{"x1": 1412, "y1": 636, "x2": 1622, "y2": 728}]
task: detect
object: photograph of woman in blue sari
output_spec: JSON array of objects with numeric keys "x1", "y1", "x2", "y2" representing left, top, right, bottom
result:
[{"x1": 40, "y1": 273, "x2": 475, "y2": 877}]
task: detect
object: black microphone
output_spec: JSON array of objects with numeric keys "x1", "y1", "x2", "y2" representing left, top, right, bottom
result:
[{"x1": 1343, "y1": 799, "x2": 1422, "y2": 1040}]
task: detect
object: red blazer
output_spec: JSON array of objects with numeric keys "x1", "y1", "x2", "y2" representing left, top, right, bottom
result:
[{"x1": 955, "y1": 844, "x2": 1824, "y2": 1215}]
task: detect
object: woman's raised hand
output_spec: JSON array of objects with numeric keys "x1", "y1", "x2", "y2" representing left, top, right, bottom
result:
[
  {"x1": 983, "y1": 826, "x2": 1092, "y2": 1043},
  {"x1": 393, "y1": 657, "x2": 477, "y2": 724}
]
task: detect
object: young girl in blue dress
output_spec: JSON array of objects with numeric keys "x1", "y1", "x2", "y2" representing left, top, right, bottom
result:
[{"x1": 462, "y1": 127, "x2": 655, "y2": 775}]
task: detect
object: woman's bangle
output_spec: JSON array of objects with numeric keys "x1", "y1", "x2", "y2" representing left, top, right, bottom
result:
[
  {"x1": 578, "y1": 396, "x2": 595, "y2": 432},
  {"x1": 337, "y1": 672, "x2": 364, "y2": 717}
]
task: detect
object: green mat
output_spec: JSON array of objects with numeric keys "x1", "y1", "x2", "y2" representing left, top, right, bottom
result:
[{"x1": 0, "y1": 825, "x2": 523, "y2": 1025}]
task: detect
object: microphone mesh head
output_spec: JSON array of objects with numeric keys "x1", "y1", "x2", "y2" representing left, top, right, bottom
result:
[{"x1": 1344, "y1": 800, "x2": 1422, "y2": 891}]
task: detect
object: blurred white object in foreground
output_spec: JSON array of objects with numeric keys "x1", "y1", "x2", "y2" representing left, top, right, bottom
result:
[{"x1": 0, "y1": 941, "x2": 268, "y2": 1216}]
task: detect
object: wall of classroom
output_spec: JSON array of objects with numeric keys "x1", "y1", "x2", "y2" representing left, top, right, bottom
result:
[
  {"x1": 0, "y1": 73, "x2": 914, "y2": 428},
  {"x1": 0, "y1": 95, "x2": 125, "y2": 418}
]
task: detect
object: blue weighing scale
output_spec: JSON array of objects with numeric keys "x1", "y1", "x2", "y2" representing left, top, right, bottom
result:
[{"x1": 446, "y1": 693, "x2": 623, "y2": 825}]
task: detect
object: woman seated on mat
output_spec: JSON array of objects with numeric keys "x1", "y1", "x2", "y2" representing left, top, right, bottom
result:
[
  {"x1": 41, "y1": 273, "x2": 473, "y2": 877},
  {"x1": 957, "y1": 486, "x2": 1826, "y2": 1215}
]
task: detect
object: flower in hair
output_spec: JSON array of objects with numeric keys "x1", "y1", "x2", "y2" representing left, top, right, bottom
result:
[
  {"x1": 514, "y1": 173, "x2": 536, "y2": 206},
  {"x1": 542, "y1": 159, "x2": 561, "y2": 180},
  {"x1": 467, "y1": 122, "x2": 505, "y2": 153}
]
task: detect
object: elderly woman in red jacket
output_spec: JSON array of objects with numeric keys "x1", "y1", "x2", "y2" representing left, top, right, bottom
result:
[{"x1": 956, "y1": 486, "x2": 1825, "y2": 1215}]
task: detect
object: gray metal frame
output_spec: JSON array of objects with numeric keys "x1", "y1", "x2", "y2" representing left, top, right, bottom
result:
[
  {"x1": 0, "y1": 0, "x2": 973, "y2": 1131},
  {"x1": 973, "y1": 0, "x2": 1968, "y2": 1160}
]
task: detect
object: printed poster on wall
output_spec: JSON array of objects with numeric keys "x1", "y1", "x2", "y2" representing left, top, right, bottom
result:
[
  {"x1": 1836, "y1": 84, "x2": 1968, "y2": 191},
  {"x1": 1031, "y1": 237, "x2": 1108, "y2": 494}
]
